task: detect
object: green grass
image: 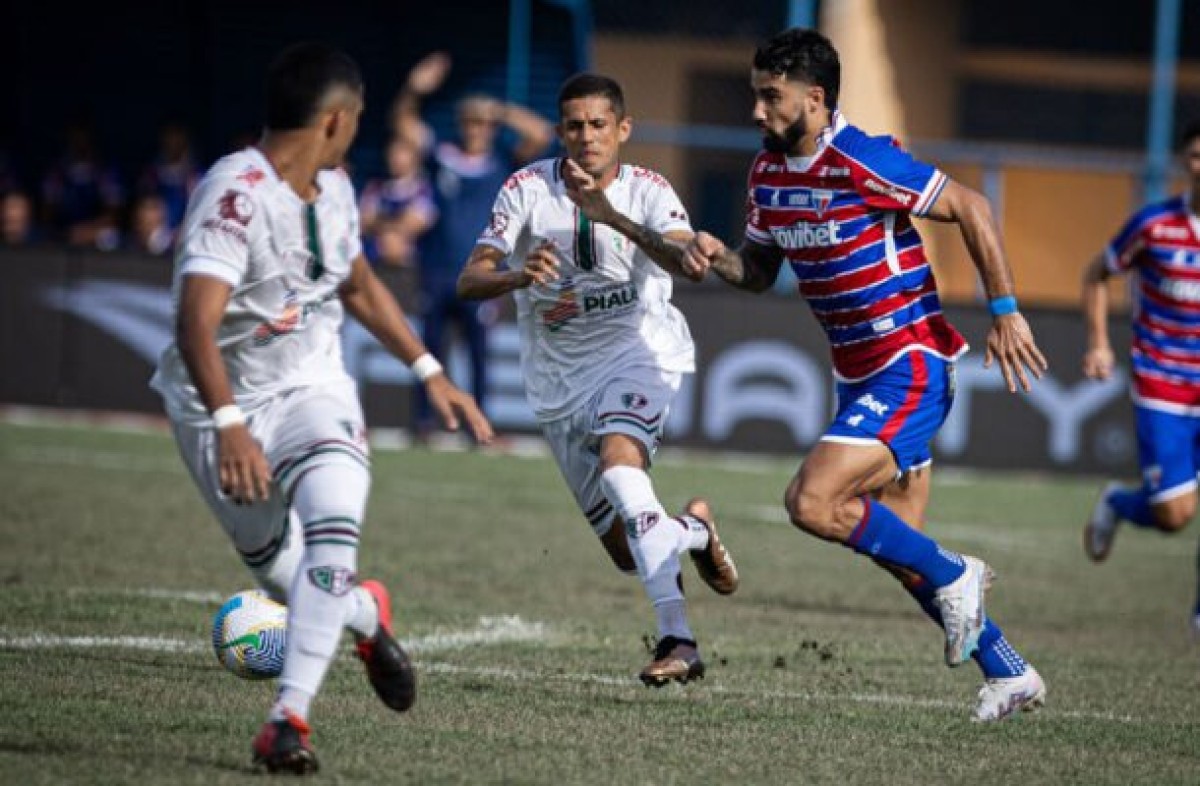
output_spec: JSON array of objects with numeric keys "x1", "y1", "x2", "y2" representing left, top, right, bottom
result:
[{"x1": 1, "y1": 421, "x2": 1198, "y2": 784}]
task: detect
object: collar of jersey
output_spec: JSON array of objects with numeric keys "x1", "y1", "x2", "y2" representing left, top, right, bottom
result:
[
  {"x1": 245, "y1": 145, "x2": 323, "y2": 206},
  {"x1": 554, "y1": 157, "x2": 628, "y2": 193},
  {"x1": 785, "y1": 111, "x2": 847, "y2": 173}
]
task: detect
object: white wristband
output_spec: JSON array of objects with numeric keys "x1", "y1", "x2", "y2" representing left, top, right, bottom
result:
[
  {"x1": 211, "y1": 404, "x2": 247, "y2": 430},
  {"x1": 410, "y1": 353, "x2": 444, "y2": 382}
]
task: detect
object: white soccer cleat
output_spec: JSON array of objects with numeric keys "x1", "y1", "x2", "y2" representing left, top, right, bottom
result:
[
  {"x1": 1084, "y1": 482, "x2": 1122, "y2": 562},
  {"x1": 934, "y1": 556, "x2": 992, "y2": 667},
  {"x1": 972, "y1": 666, "x2": 1047, "y2": 722}
]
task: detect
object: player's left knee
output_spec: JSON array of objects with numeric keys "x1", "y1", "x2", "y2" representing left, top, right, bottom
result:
[{"x1": 1153, "y1": 498, "x2": 1196, "y2": 532}]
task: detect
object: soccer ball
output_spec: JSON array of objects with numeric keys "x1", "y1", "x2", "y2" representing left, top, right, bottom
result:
[{"x1": 211, "y1": 589, "x2": 287, "y2": 680}]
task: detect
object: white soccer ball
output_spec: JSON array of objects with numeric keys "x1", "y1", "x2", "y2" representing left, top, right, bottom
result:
[{"x1": 211, "y1": 589, "x2": 287, "y2": 680}]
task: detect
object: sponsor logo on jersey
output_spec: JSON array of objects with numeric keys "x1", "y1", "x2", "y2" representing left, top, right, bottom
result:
[
  {"x1": 236, "y1": 167, "x2": 265, "y2": 187},
  {"x1": 217, "y1": 190, "x2": 254, "y2": 225},
  {"x1": 1150, "y1": 223, "x2": 1191, "y2": 241},
  {"x1": 484, "y1": 210, "x2": 510, "y2": 238},
  {"x1": 582, "y1": 282, "x2": 639, "y2": 315},
  {"x1": 855, "y1": 393, "x2": 889, "y2": 416},
  {"x1": 541, "y1": 278, "x2": 582, "y2": 332},
  {"x1": 863, "y1": 178, "x2": 914, "y2": 206},
  {"x1": 817, "y1": 166, "x2": 850, "y2": 178},
  {"x1": 755, "y1": 160, "x2": 785, "y2": 174},
  {"x1": 1160, "y1": 277, "x2": 1200, "y2": 303},
  {"x1": 772, "y1": 220, "x2": 842, "y2": 249},
  {"x1": 252, "y1": 289, "x2": 336, "y2": 346}
]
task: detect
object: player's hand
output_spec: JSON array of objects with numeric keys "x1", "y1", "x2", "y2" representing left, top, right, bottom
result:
[
  {"x1": 1083, "y1": 345, "x2": 1116, "y2": 380},
  {"x1": 683, "y1": 231, "x2": 725, "y2": 280},
  {"x1": 423, "y1": 374, "x2": 495, "y2": 444},
  {"x1": 518, "y1": 241, "x2": 561, "y2": 287},
  {"x1": 216, "y1": 424, "x2": 272, "y2": 505},
  {"x1": 563, "y1": 159, "x2": 617, "y2": 224},
  {"x1": 406, "y1": 51, "x2": 451, "y2": 95},
  {"x1": 984, "y1": 312, "x2": 1048, "y2": 393}
]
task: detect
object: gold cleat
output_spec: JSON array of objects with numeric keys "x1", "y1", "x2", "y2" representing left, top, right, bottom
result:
[
  {"x1": 684, "y1": 498, "x2": 739, "y2": 595},
  {"x1": 639, "y1": 636, "x2": 705, "y2": 687}
]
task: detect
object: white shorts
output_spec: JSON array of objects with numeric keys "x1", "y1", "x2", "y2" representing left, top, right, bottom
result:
[
  {"x1": 171, "y1": 379, "x2": 370, "y2": 563},
  {"x1": 540, "y1": 367, "x2": 682, "y2": 537}
]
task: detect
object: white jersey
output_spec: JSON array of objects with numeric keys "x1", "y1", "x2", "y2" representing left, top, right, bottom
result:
[
  {"x1": 477, "y1": 158, "x2": 695, "y2": 420},
  {"x1": 151, "y1": 147, "x2": 363, "y2": 424}
]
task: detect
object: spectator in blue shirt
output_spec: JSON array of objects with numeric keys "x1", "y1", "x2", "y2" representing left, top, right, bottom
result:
[
  {"x1": 137, "y1": 121, "x2": 200, "y2": 231},
  {"x1": 359, "y1": 134, "x2": 437, "y2": 268},
  {"x1": 393, "y1": 52, "x2": 553, "y2": 440},
  {"x1": 41, "y1": 121, "x2": 125, "y2": 250}
]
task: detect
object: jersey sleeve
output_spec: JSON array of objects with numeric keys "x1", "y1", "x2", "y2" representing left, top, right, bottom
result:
[
  {"x1": 475, "y1": 171, "x2": 532, "y2": 256},
  {"x1": 843, "y1": 134, "x2": 947, "y2": 217},
  {"x1": 1104, "y1": 209, "x2": 1152, "y2": 273},
  {"x1": 639, "y1": 170, "x2": 692, "y2": 235},
  {"x1": 743, "y1": 154, "x2": 778, "y2": 248},
  {"x1": 174, "y1": 176, "x2": 263, "y2": 287}
]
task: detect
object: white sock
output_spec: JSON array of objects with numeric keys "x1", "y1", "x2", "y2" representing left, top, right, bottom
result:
[
  {"x1": 275, "y1": 462, "x2": 369, "y2": 722},
  {"x1": 678, "y1": 514, "x2": 710, "y2": 552},
  {"x1": 270, "y1": 686, "x2": 313, "y2": 723},
  {"x1": 345, "y1": 586, "x2": 379, "y2": 640},
  {"x1": 600, "y1": 466, "x2": 694, "y2": 642}
]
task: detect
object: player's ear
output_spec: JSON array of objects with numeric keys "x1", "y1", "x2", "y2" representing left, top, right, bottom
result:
[{"x1": 617, "y1": 115, "x2": 632, "y2": 144}]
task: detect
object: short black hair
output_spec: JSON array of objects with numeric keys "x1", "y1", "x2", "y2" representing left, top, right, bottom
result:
[
  {"x1": 557, "y1": 73, "x2": 626, "y2": 118},
  {"x1": 265, "y1": 43, "x2": 363, "y2": 131},
  {"x1": 753, "y1": 27, "x2": 840, "y2": 110},
  {"x1": 1181, "y1": 120, "x2": 1200, "y2": 149}
]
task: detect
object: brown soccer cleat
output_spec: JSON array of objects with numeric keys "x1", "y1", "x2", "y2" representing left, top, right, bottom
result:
[
  {"x1": 683, "y1": 498, "x2": 739, "y2": 595},
  {"x1": 639, "y1": 636, "x2": 705, "y2": 687}
]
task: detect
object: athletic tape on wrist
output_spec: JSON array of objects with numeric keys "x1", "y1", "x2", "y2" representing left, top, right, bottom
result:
[
  {"x1": 211, "y1": 404, "x2": 247, "y2": 429},
  {"x1": 411, "y1": 353, "x2": 444, "y2": 382}
]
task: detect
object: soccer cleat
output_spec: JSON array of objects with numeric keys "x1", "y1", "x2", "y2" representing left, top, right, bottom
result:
[
  {"x1": 355, "y1": 579, "x2": 417, "y2": 712},
  {"x1": 639, "y1": 636, "x2": 705, "y2": 686},
  {"x1": 252, "y1": 712, "x2": 319, "y2": 775},
  {"x1": 683, "y1": 498, "x2": 739, "y2": 595},
  {"x1": 972, "y1": 666, "x2": 1047, "y2": 722},
  {"x1": 933, "y1": 556, "x2": 992, "y2": 667},
  {"x1": 1084, "y1": 482, "x2": 1122, "y2": 562}
]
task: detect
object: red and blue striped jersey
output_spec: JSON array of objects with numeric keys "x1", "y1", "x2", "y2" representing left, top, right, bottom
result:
[
  {"x1": 1105, "y1": 194, "x2": 1200, "y2": 412},
  {"x1": 745, "y1": 113, "x2": 966, "y2": 381}
]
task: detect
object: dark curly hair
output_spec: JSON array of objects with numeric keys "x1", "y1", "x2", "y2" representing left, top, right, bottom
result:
[{"x1": 752, "y1": 28, "x2": 840, "y2": 110}]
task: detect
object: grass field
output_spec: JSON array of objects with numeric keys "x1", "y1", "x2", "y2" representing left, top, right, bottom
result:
[{"x1": 2, "y1": 419, "x2": 1199, "y2": 784}]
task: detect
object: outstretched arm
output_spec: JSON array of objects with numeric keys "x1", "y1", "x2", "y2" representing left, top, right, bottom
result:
[
  {"x1": 340, "y1": 257, "x2": 493, "y2": 442},
  {"x1": 924, "y1": 179, "x2": 1048, "y2": 392},
  {"x1": 390, "y1": 51, "x2": 450, "y2": 148},
  {"x1": 1081, "y1": 253, "x2": 1116, "y2": 380}
]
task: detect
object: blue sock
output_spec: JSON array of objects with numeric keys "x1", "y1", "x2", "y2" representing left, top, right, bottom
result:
[
  {"x1": 847, "y1": 497, "x2": 965, "y2": 588},
  {"x1": 1107, "y1": 486, "x2": 1156, "y2": 529},
  {"x1": 895, "y1": 571, "x2": 1026, "y2": 678}
]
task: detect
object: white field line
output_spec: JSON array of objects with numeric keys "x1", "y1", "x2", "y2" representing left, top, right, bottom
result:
[
  {"x1": 0, "y1": 623, "x2": 1138, "y2": 725},
  {"x1": 0, "y1": 616, "x2": 549, "y2": 658}
]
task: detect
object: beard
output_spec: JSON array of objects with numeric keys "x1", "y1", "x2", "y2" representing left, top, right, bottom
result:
[{"x1": 762, "y1": 117, "x2": 806, "y2": 154}]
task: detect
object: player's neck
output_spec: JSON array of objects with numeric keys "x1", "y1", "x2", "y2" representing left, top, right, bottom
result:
[
  {"x1": 257, "y1": 133, "x2": 326, "y2": 202},
  {"x1": 795, "y1": 111, "x2": 833, "y2": 157}
]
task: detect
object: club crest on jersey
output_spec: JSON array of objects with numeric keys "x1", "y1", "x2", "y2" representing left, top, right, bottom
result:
[
  {"x1": 307, "y1": 566, "x2": 356, "y2": 596},
  {"x1": 621, "y1": 392, "x2": 649, "y2": 410}
]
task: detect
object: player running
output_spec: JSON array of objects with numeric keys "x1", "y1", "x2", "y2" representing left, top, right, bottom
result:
[
  {"x1": 151, "y1": 43, "x2": 491, "y2": 773},
  {"x1": 1082, "y1": 121, "x2": 1200, "y2": 634},
  {"x1": 457, "y1": 73, "x2": 739, "y2": 686},
  {"x1": 682, "y1": 28, "x2": 1048, "y2": 721}
]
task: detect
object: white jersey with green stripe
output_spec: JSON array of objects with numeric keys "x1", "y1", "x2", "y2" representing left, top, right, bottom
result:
[
  {"x1": 151, "y1": 147, "x2": 363, "y2": 425},
  {"x1": 476, "y1": 157, "x2": 696, "y2": 420}
]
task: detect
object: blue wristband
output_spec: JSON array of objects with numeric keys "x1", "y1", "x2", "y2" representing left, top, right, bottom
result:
[{"x1": 989, "y1": 295, "x2": 1019, "y2": 317}]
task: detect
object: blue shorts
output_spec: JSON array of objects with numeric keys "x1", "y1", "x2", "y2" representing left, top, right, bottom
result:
[
  {"x1": 823, "y1": 351, "x2": 955, "y2": 475},
  {"x1": 1135, "y1": 404, "x2": 1200, "y2": 502}
]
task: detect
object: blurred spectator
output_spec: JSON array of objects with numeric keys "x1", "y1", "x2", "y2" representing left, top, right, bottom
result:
[
  {"x1": 1, "y1": 191, "x2": 39, "y2": 247},
  {"x1": 41, "y1": 120, "x2": 125, "y2": 250},
  {"x1": 137, "y1": 121, "x2": 200, "y2": 231},
  {"x1": 359, "y1": 134, "x2": 438, "y2": 267},
  {"x1": 125, "y1": 194, "x2": 174, "y2": 256},
  {"x1": 393, "y1": 52, "x2": 553, "y2": 437}
]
